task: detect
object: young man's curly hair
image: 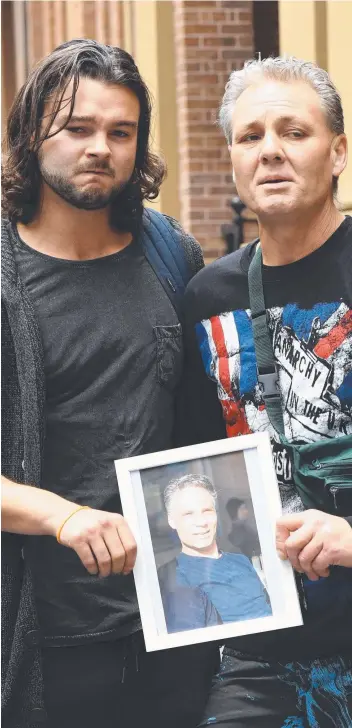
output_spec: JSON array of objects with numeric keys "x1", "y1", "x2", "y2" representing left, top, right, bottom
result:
[{"x1": 2, "y1": 38, "x2": 166, "y2": 235}]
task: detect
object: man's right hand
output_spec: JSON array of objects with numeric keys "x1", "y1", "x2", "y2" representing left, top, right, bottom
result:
[
  {"x1": 58, "y1": 508, "x2": 137, "y2": 577},
  {"x1": 1, "y1": 476, "x2": 137, "y2": 578}
]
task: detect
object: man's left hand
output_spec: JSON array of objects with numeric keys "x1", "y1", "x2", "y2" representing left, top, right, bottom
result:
[{"x1": 276, "y1": 510, "x2": 352, "y2": 580}]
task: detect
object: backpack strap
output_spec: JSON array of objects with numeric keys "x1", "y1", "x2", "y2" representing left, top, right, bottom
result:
[
  {"x1": 140, "y1": 208, "x2": 191, "y2": 318},
  {"x1": 248, "y1": 247, "x2": 286, "y2": 436}
]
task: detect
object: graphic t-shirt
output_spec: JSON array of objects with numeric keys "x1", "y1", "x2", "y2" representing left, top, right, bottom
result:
[
  {"x1": 176, "y1": 552, "x2": 272, "y2": 622},
  {"x1": 181, "y1": 216, "x2": 352, "y2": 659}
]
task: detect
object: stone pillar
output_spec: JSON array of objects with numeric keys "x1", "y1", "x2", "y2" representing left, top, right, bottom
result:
[
  {"x1": 279, "y1": 0, "x2": 352, "y2": 215},
  {"x1": 25, "y1": 1, "x2": 124, "y2": 68},
  {"x1": 278, "y1": 1, "x2": 327, "y2": 68},
  {"x1": 128, "y1": 1, "x2": 180, "y2": 219}
]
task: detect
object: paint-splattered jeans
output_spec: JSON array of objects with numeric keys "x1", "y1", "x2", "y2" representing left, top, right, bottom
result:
[{"x1": 199, "y1": 647, "x2": 352, "y2": 728}]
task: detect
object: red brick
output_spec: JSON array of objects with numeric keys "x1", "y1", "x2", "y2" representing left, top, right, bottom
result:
[
  {"x1": 184, "y1": 111, "x2": 205, "y2": 123},
  {"x1": 191, "y1": 224, "x2": 221, "y2": 235},
  {"x1": 184, "y1": 37, "x2": 199, "y2": 47},
  {"x1": 187, "y1": 74, "x2": 218, "y2": 84},
  {"x1": 183, "y1": 12, "x2": 199, "y2": 23},
  {"x1": 209, "y1": 186, "x2": 234, "y2": 195},
  {"x1": 221, "y1": 24, "x2": 249, "y2": 34},
  {"x1": 220, "y1": 1, "x2": 246, "y2": 8},
  {"x1": 189, "y1": 148, "x2": 222, "y2": 159},
  {"x1": 221, "y1": 49, "x2": 253, "y2": 60},
  {"x1": 184, "y1": 87, "x2": 203, "y2": 97},
  {"x1": 206, "y1": 161, "x2": 234, "y2": 172},
  {"x1": 201, "y1": 12, "x2": 214, "y2": 22},
  {"x1": 209, "y1": 210, "x2": 231, "y2": 220},
  {"x1": 184, "y1": 25, "x2": 217, "y2": 34},
  {"x1": 185, "y1": 125, "x2": 221, "y2": 136},
  {"x1": 191, "y1": 174, "x2": 223, "y2": 184},
  {"x1": 174, "y1": 0, "x2": 255, "y2": 260},
  {"x1": 204, "y1": 135, "x2": 227, "y2": 148},
  {"x1": 214, "y1": 61, "x2": 227, "y2": 71},
  {"x1": 183, "y1": 1, "x2": 217, "y2": 6},
  {"x1": 188, "y1": 162, "x2": 205, "y2": 172},
  {"x1": 192, "y1": 198, "x2": 220, "y2": 208},
  {"x1": 187, "y1": 48, "x2": 218, "y2": 60},
  {"x1": 220, "y1": 37, "x2": 237, "y2": 47},
  {"x1": 185, "y1": 99, "x2": 218, "y2": 109},
  {"x1": 239, "y1": 12, "x2": 252, "y2": 23},
  {"x1": 183, "y1": 62, "x2": 201, "y2": 72},
  {"x1": 239, "y1": 34, "x2": 253, "y2": 47},
  {"x1": 202, "y1": 37, "x2": 221, "y2": 47}
]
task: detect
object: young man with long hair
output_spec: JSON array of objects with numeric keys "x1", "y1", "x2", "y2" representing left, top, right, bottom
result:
[{"x1": 1, "y1": 39, "x2": 219, "y2": 728}]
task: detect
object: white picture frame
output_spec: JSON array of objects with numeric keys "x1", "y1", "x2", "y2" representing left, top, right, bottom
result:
[{"x1": 115, "y1": 432, "x2": 303, "y2": 651}]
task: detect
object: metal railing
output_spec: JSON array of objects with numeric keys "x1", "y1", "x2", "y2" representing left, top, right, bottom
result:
[
  {"x1": 221, "y1": 196, "x2": 256, "y2": 254},
  {"x1": 221, "y1": 196, "x2": 351, "y2": 255}
]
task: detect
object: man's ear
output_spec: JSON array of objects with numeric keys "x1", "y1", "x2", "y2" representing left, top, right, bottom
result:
[{"x1": 332, "y1": 134, "x2": 348, "y2": 178}]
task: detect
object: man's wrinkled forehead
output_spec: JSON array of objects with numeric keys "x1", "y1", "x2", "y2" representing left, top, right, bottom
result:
[{"x1": 231, "y1": 79, "x2": 329, "y2": 134}]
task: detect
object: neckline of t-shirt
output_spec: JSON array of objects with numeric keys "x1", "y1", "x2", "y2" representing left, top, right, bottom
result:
[
  {"x1": 241, "y1": 215, "x2": 351, "y2": 281},
  {"x1": 179, "y1": 551, "x2": 224, "y2": 562},
  {"x1": 11, "y1": 222, "x2": 138, "y2": 267}
]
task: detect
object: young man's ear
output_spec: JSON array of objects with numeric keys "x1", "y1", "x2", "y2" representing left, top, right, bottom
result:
[{"x1": 168, "y1": 515, "x2": 176, "y2": 531}]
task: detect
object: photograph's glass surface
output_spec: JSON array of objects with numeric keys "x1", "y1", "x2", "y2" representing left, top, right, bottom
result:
[
  {"x1": 141, "y1": 451, "x2": 272, "y2": 634},
  {"x1": 115, "y1": 433, "x2": 303, "y2": 651}
]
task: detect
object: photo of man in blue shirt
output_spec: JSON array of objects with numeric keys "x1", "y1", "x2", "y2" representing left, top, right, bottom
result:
[{"x1": 158, "y1": 474, "x2": 271, "y2": 626}]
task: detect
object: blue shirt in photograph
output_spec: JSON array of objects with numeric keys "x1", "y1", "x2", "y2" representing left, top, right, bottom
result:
[
  {"x1": 161, "y1": 584, "x2": 222, "y2": 633},
  {"x1": 176, "y1": 551, "x2": 272, "y2": 623}
]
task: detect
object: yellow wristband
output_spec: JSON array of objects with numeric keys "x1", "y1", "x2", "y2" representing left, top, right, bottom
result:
[{"x1": 56, "y1": 506, "x2": 91, "y2": 544}]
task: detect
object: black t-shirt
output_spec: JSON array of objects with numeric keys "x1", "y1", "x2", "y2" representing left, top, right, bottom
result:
[
  {"x1": 181, "y1": 216, "x2": 352, "y2": 660},
  {"x1": 14, "y1": 227, "x2": 185, "y2": 643}
]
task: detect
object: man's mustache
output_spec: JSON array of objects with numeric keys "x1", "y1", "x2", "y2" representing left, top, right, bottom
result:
[{"x1": 75, "y1": 164, "x2": 115, "y2": 177}]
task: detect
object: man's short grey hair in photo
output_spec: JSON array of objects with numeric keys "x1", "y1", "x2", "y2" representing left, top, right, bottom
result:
[
  {"x1": 219, "y1": 56, "x2": 345, "y2": 191},
  {"x1": 164, "y1": 474, "x2": 217, "y2": 514}
]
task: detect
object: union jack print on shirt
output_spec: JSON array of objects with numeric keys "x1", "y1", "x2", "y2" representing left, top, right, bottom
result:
[{"x1": 196, "y1": 300, "x2": 352, "y2": 504}]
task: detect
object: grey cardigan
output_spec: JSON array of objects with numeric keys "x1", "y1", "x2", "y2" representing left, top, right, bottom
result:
[
  {"x1": 1, "y1": 216, "x2": 203, "y2": 727},
  {"x1": 2, "y1": 218, "x2": 46, "y2": 727}
]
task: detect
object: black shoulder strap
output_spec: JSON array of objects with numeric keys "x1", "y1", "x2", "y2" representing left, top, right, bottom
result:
[
  {"x1": 248, "y1": 248, "x2": 285, "y2": 435},
  {"x1": 140, "y1": 209, "x2": 191, "y2": 319}
]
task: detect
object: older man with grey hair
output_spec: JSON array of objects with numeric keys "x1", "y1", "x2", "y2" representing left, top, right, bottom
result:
[{"x1": 179, "y1": 57, "x2": 352, "y2": 727}]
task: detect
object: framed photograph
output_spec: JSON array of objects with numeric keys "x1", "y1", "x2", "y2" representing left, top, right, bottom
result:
[{"x1": 115, "y1": 432, "x2": 303, "y2": 651}]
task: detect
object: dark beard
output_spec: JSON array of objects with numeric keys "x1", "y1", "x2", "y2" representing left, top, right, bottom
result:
[{"x1": 40, "y1": 166, "x2": 128, "y2": 210}]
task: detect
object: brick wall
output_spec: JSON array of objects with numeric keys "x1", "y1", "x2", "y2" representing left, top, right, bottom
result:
[{"x1": 173, "y1": 0, "x2": 258, "y2": 261}]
